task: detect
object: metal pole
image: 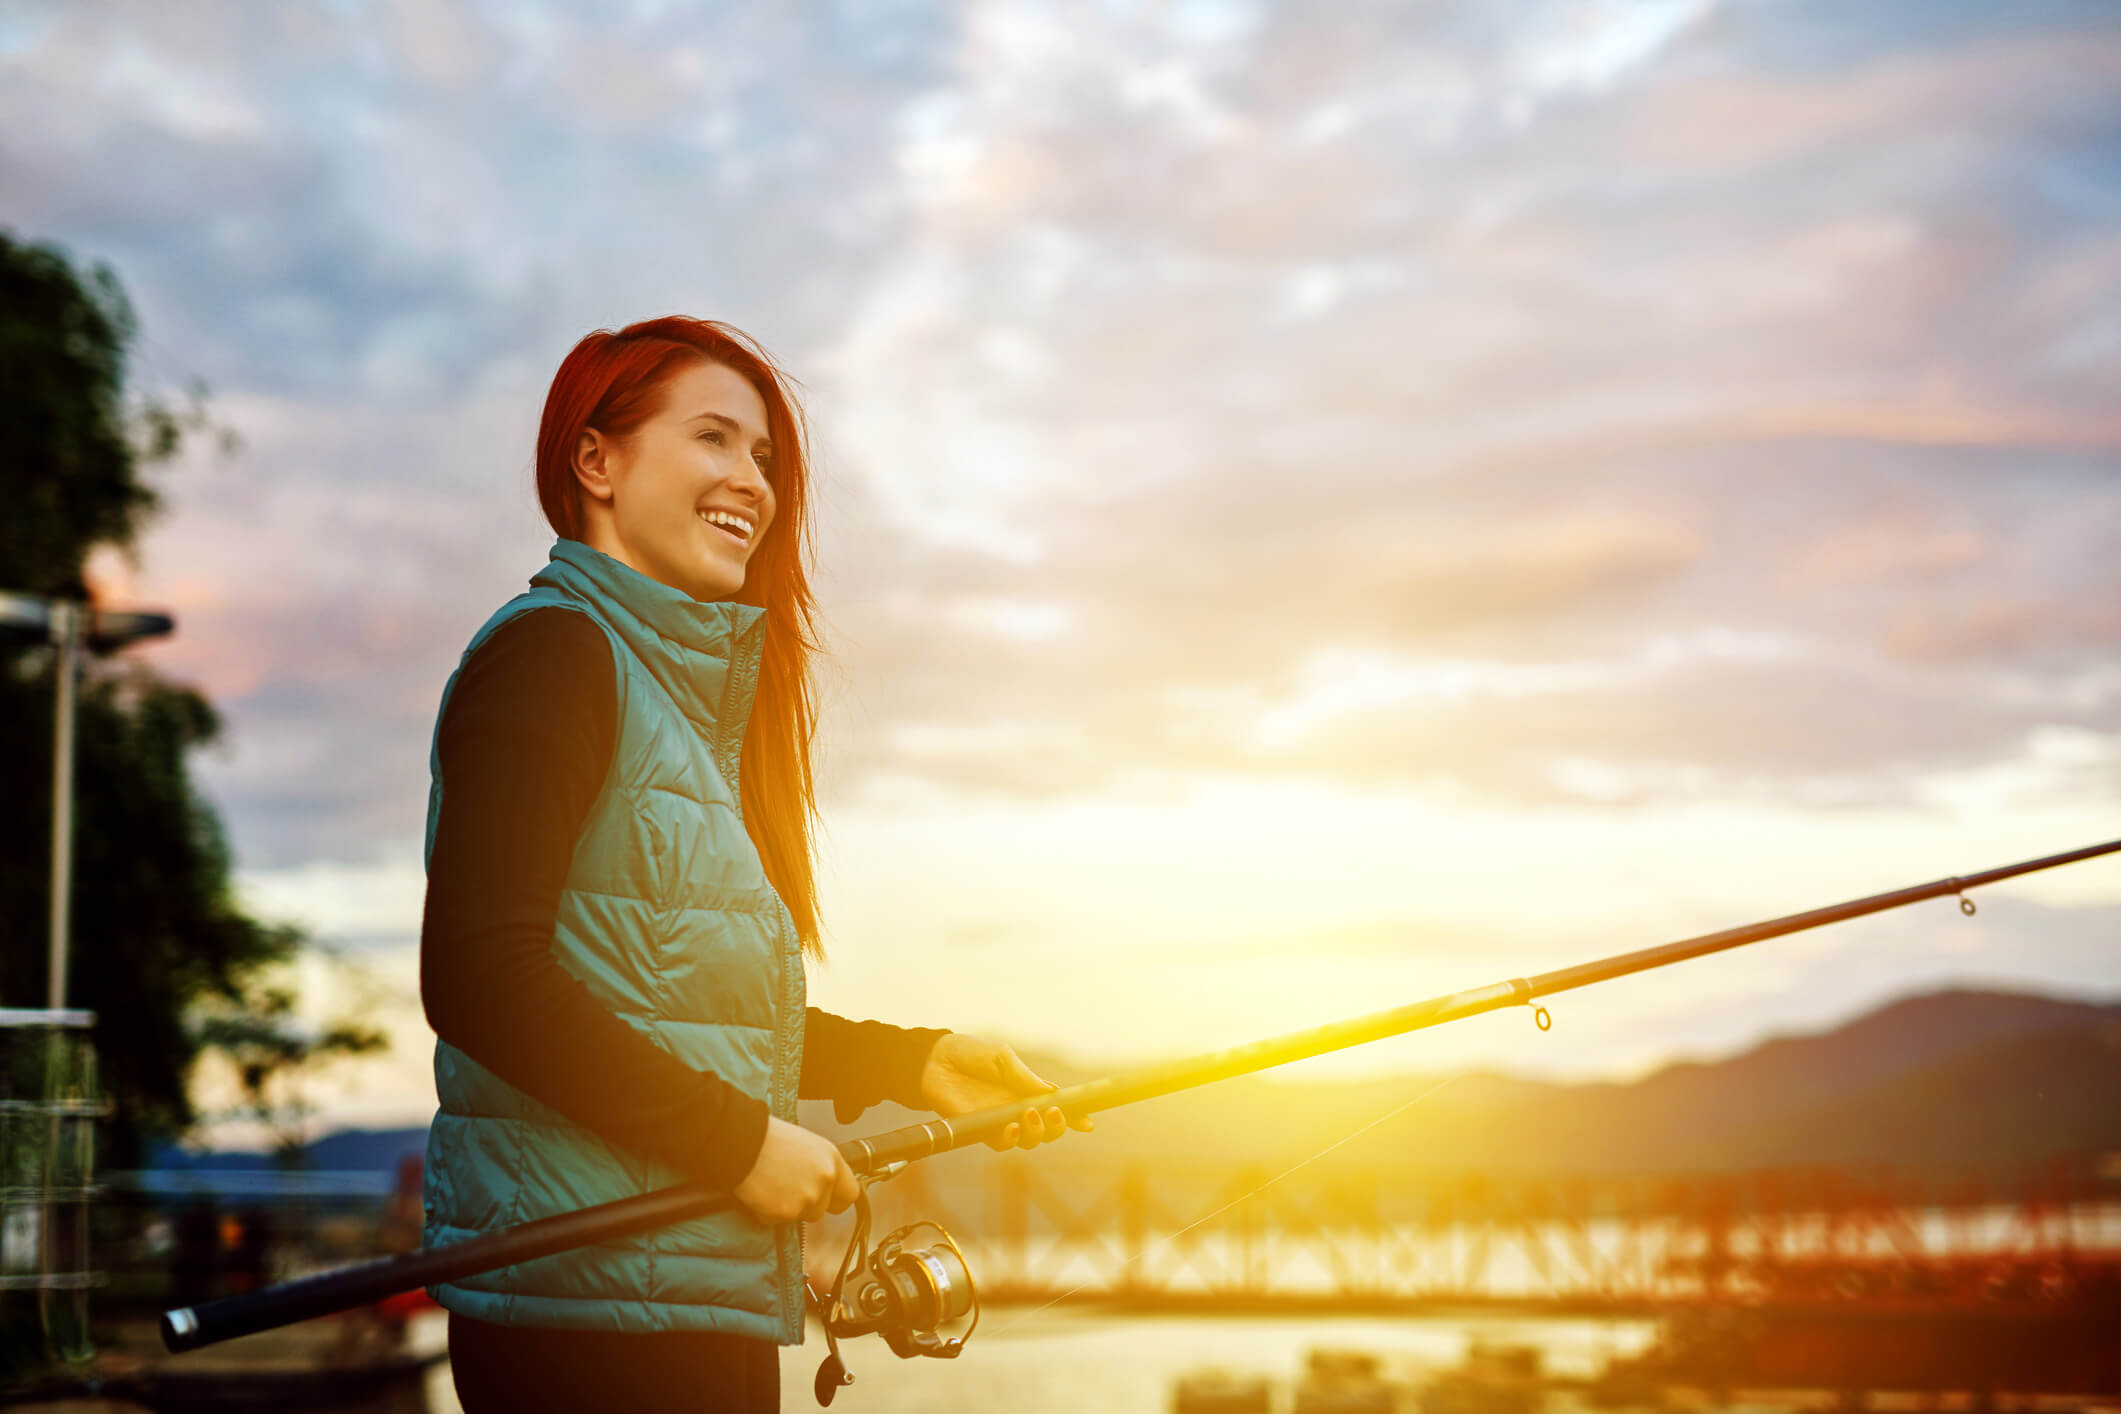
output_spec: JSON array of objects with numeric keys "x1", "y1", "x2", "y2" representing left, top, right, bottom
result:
[
  {"x1": 47, "y1": 602, "x2": 81, "y2": 1013},
  {"x1": 40, "y1": 603, "x2": 85, "y2": 1364},
  {"x1": 159, "y1": 835, "x2": 2121, "y2": 1352}
]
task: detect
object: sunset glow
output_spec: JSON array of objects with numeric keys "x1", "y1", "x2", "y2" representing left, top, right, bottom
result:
[{"x1": 7, "y1": 0, "x2": 2117, "y2": 1144}]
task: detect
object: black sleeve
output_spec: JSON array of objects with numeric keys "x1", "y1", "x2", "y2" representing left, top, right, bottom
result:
[
  {"x1": 420, "y1": 606, "x2": 770, "y2": 1190},
  {"x1": 802, "y1": 1010, "x2": 952, "y2": 1125}
]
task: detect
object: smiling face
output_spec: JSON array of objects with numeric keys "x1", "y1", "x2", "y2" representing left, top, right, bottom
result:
[{"x1": 572, "y1": 359, "x2": 777, "y2": 602}]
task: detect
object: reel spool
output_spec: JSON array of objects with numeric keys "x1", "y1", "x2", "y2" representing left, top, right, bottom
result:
[{"x1": 807, "y1": 1178, "x2": 979, "y2": 1406}]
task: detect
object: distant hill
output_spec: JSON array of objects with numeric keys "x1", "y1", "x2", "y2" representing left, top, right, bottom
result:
[
  {"x1": 153, "y1": 988, "x2": 2121, "y2": 1187},
  {"x1": 1330, "y1": 987, "x2": 2121, "y2": 1178}
]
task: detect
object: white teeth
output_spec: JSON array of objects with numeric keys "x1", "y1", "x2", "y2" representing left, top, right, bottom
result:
[{"x1": 699, "y1": 509, "x2": 752, "y2": 540}]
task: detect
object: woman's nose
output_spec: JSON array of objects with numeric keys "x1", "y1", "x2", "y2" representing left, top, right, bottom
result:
[{"x1": 727, "y1": 457, "x2": 768, "y2": 502}]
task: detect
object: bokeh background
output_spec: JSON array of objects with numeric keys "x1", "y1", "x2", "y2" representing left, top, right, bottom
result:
[{"x1": 5, "y1": 0, "x2": 2119, "y2": 1146}]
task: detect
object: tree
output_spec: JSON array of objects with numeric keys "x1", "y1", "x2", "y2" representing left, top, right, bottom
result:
[
  {"x1": 191, "y1": 970, "x2": 389, "y2": 1164},
  {"x1": 0, "y1": 227, "x2": 384, "y2": 1167}
]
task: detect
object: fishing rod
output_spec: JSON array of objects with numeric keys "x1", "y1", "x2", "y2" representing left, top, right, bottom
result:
[{"x1": 162, "y1": 836, "x2": 2119, "y2": 1393}]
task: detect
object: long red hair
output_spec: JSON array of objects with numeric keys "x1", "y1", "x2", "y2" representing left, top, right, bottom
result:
[{"x1": 534, "y1": 316, "x2": 827, "y2": 959}]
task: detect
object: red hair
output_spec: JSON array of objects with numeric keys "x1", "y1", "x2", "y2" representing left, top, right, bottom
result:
[{"x1": 535, "y1": 316, "x2": 827, "y2": 959}]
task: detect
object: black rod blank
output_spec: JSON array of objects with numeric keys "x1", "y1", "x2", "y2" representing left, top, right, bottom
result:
[
  {"x1": 161, "y1": 836, "x2": 2119, "y2": 1352},
  {"x1": 161, "y1": 1183, "x2": 741, "y2": 1352}
]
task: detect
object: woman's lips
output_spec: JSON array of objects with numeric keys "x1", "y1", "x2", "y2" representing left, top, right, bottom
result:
[{"x1": 702, "y1": 518, "x2": 748, "y2": 547}]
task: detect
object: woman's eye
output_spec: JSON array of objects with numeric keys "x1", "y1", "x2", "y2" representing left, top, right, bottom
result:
[{"x1": 699, "y1": 430, "x2": 724, "y2": 445}]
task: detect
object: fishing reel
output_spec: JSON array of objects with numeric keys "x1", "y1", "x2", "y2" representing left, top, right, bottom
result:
[{"x1": 806, "y1": 1172, "x2": 980, "y2": 1406}]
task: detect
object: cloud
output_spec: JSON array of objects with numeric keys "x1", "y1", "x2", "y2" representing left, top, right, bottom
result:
[
  {"x1": 4, "y1": 0, "x2": 2117, "y2": 934},
  {"x1": 1623, "y1": 28, "x2": 2121, "y2": 172}
]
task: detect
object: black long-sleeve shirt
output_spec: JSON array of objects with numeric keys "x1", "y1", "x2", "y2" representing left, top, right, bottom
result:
[{"x1": 420, "y1": 606, "x2": 947, "y2": 1191}]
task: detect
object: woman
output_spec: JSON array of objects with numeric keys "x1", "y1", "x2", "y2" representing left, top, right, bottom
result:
[{"x1": 419, "y1": 316, "x2": 1085, "y2": 1412}]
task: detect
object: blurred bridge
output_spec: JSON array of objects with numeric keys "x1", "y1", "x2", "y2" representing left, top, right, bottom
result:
[{"x1": 812, "y1": 1152, "x2": 2121, "y2": 1314}]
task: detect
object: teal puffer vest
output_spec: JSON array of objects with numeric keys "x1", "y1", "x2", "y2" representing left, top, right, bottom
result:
[{"x1": 421, "y1": 537, "x2": 806, "y2": 1342}]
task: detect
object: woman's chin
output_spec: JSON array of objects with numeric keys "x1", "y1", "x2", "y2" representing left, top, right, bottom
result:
[{"x1": 687, "y1": 565, "x2": 747, "y2": 602}]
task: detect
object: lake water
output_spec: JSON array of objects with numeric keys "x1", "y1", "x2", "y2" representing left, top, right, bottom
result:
[{"x1": 415, "y1": 1308, "x2": 1662, "y2": 1412}]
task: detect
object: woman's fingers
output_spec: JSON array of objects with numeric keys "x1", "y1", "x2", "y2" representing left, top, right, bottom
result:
[
  {"x1": 988, "y1": 1110, "x2": 1044, "y2": 1151},
  {"x1": 828, "y1": 1153, "x2": 860, "y2": 1214},
  {"x1": 982, "y1": 1107, "x2": 1089, "y2": 1149}
]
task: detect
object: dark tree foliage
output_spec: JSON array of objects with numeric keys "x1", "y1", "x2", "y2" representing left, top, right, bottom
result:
[
  {"x1": 0, "y1": 228, "x2": 383, "y2": 1167},
  {"x1": 2, "y1": 233, "x2": 165, "y2": 599}
]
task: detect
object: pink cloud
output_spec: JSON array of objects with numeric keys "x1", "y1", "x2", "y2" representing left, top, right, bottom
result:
[
  {"x1": 1790, "y1": 514, "x2": 1985, "y2": 589},
  {"x1": 1624, "y1": 33, "x2": 2121, "y2": 171}
]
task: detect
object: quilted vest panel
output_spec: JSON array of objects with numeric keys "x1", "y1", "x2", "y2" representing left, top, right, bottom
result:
[{"x1": 421, "y1": 537, "x2": 806, "y2": 1342}]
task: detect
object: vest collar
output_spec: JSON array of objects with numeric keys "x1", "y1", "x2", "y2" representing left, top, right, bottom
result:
[{"x1": 532, "y1": 537, "x2": 768, "y2": 742}]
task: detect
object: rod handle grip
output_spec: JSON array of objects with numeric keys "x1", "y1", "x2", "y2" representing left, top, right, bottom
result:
[{"x1": 161, "y1": 1183, "x2": 742, "y2": 1352}]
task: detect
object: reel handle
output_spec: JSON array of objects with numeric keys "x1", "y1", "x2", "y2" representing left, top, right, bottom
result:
[{"x1": 814, "y1": 1352, "x2": 854, "y2": 1406}]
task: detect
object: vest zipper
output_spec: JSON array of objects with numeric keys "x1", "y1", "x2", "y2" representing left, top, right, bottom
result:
[{"x1": 776, "y1": 891, "x2": 807, "y2": 1343}]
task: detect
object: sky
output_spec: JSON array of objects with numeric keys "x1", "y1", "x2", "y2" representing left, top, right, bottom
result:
[{"x1": 4, "y1": 0, "x2": 2119, "y2": 1143}]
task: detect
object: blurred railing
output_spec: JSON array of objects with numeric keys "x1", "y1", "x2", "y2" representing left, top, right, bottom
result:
[{"x1": 0, "y1": 1007, "x2": 106, "y2": 1374}]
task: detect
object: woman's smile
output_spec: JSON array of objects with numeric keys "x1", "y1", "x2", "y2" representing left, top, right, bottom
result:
[{"x1": 697, "y1": 507, "x2": 756, "y2": 546}]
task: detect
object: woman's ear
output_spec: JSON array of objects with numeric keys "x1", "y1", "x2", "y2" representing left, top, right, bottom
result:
[{"x1": 574, "y1": 429, "x2": 617, "y2": 504}]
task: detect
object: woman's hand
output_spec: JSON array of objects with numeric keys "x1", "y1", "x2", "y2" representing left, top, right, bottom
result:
[
  {"x1": 918, "y1": 1033, "x2": 1095, "y2": 1152},
  {"x1": 734, "y1": 1116, "x2": 859, "y2": 1224}
]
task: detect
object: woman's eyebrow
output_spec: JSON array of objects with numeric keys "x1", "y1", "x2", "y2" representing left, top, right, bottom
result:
[{"x1": 686, "y1": 410, "x2": 771, "y2": 450}]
